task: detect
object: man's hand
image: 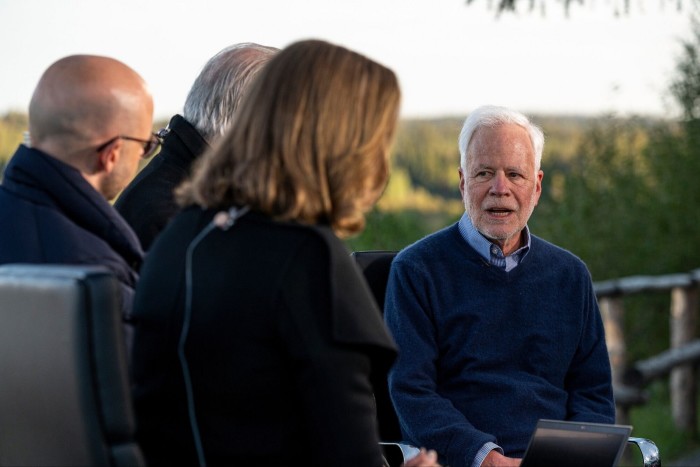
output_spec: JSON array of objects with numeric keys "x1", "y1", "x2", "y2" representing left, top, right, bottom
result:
[
  {"x1": 402, "y1": 448, "x2": 442, "y2": 467},
  {"x1": 481, "y1": 450, "x2": 521, "y2": 467}
]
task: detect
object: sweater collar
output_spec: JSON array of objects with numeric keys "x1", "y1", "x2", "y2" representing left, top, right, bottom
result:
[{"x1": 2, "y1": 145, "x2": 144, "y2": 270}]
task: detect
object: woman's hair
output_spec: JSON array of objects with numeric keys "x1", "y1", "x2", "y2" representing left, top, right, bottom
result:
[{"x1": 177, "y1": 39, "x2": 401, "y2": 237}]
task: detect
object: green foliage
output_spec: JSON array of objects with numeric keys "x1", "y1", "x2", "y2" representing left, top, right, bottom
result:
[
  {"x1": 392, "y1": 118, "x2": 463, "y2": 199},
  {"x1": 531, "y1": 116, "x2": 665, "y2": 280},
  {"x1": 537, "y1": 115, "x2": 596, "y2": 162},
  {"x1": 378, "y1": 167, "x2": 464, "y2": 214},
  {"x1": 530, "y1": 9, "x2": 700, "y2": 283},
  {"x1": 525, "y1": 18, "x2": 700, "y2": 457},
  {"x1": 346, "y1": 208, "x2": 461, "y2": 252},
  {"x1": 629, "y1": 381, "x2": 700, "y2": 461},
  {"x1": 0, "y1": 112, "x2": 27, "y2": 165},
  {"x1": 671, "y1": 15, "x2": 700, "y2": 120}
]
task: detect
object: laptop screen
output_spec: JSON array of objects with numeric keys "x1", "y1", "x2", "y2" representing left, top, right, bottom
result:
[{"x1": 520, "y1": 419, "x2": 632, "y2": 467}]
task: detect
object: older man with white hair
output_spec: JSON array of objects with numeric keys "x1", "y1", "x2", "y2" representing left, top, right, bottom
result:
[{"x1": 384, "y1": 105, "x2": 615, "y2": 467}]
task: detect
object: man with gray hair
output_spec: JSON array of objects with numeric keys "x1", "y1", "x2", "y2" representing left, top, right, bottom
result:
[
  {"x1": 384, "y1": 105, "x2": 615, "y2": 467},
  {"x1": 115, "y1": 42, "x2": 278, "y2": 250}
]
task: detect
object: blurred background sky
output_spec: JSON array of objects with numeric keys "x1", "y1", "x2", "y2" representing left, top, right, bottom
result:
[{"x1": 0, "y1": 0, "x2": 693, "y2": 120}]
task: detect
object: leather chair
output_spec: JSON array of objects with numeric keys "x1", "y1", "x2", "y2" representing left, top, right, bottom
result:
[
  {"x1": 0, "y1": 264, "x2": 144, "y2": 467},
  {"x1": 351, "y1": 250, "x2": 661, "y2": 467}
]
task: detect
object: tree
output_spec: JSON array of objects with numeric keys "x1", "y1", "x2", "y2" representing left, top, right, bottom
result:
[
  {"x1": 671, "y1": 15, "x2": 700, "y2": 119},
  {"x1": 531, "y1": 4, "x2": 700, "y2": 277},
  {"x1": 0, "y1": 112, "x2": 28, "y2": 167},
  {"x1": 471, "y1": 0, "x2": 688, "y2": 17}
]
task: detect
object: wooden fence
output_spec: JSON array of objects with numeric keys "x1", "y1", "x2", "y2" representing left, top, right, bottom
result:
[{"x1": 597, "y1": 267, "x2": 700, "y2": 434}]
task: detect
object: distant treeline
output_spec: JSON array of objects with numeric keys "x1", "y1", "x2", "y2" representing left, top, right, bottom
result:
[
  {"x1": 2, "y1": 108, "x2": 700, "y2": 365},
  {"x1": 2, "y1": 109, "x2": 696, "y2": 287},
  {"x1": 0, "y1": 112, "x2": 27, "y2": 168},
  {"x1": 0, "y1": 109, "x2": 618, "y2": 193}
]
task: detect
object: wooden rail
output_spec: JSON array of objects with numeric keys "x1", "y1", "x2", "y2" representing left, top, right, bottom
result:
[{"x1": 597, "y1": 268, "x2": 700, "y2": 434}]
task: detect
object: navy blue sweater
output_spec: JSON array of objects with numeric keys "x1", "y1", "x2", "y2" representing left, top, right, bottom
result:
[{"x1": 384, "y1": 223, "x2": 614, "y2": 467}]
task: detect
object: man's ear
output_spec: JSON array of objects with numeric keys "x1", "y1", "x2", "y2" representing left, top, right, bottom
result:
[{"x1": 96, "y1": 138, "x2": 121, "y2": 174}]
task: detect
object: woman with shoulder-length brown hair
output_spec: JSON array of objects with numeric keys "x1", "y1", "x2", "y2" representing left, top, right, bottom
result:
[
  {"x1": 130, "y1": 39, "x2": 439, "y2": 467},
  {"x1": 177, "y1": 39, "x2": 399, "y2": 238}
]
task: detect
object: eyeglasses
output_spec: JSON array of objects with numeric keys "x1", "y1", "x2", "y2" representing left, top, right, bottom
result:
[{"x1": 96, "y1": 133, "x2": 162, "y2": 159}]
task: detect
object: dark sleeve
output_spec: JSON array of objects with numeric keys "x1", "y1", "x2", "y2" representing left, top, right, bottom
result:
[
  {"x1": 277, "y1": 237, "x2": 389, "y2": 467},
  {"x1": 114, "y1": 159, "x2": 183, "y2": 251}
]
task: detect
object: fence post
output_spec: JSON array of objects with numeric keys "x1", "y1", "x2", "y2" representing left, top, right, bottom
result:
[
  {"x1": 600, "y1": 296, "x2": 628, "y2": 424},
  {"x1": 670, "y1": 285, "x2": 699, "y2": 435}
]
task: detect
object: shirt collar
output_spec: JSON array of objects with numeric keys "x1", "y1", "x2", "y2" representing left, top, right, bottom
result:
[{"x1": 458, "y1": 211, "x2": 531, "y2": 270}]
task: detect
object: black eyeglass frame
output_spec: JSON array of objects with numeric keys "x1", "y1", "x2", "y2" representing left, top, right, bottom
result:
[{"x1": 96, "y1": 133, "x2": 162, "y2": 159}]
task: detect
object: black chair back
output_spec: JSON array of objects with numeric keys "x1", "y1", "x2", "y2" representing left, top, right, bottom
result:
[
  {"x1": 351, "y1": 250, "x2": 402, "y2": 443},
  {"x1": 0, "y1": 264, "x2": 144, "y2": 467}
]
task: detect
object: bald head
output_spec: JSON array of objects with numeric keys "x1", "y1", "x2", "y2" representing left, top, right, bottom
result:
[{"x1": 29, "y1": 55, "x2": 153, "y2": 159}]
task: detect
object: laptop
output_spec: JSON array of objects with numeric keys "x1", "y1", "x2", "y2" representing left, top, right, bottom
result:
[{"x1": 520, "y1": 419, "x2": 632, "y2": 467}]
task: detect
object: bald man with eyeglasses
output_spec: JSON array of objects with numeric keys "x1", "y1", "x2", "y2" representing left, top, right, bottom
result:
[{"x1": 0, "y1": 55, "x2": 156, "y2": 348}]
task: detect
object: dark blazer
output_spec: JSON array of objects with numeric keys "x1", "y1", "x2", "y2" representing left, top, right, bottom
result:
[
  {"x1": 131, "y1": 207, "x2": 397, "y2": 467},
  {"x1": 115, "y1": 115, "x2": 209, "y2": 251},
  {"x1": 0, "y1": 145, "x2": 143, "y2": 321}
]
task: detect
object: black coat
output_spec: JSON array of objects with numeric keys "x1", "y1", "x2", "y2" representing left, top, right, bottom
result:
[
  {"x1": 115, "y1": 115, "x2": 209, "y2": 251},
  {"x1": 0, "y1": 145, "x2": 143, "y2": 321},
  {"x1": 131, "y1": 207, "x2": 397, "y2": 466}
]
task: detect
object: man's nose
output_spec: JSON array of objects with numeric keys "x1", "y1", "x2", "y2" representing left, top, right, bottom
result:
[{"x1": 489, "y1": 171, "x2": 510, "y2": 195}]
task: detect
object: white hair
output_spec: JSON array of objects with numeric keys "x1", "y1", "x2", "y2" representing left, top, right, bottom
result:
[
  {"x1": 458, "y1": 105, "x2": 544, "y2": 172},
  {"x1": 183, "y1": 43, "x2": 278, "y2": 141}
]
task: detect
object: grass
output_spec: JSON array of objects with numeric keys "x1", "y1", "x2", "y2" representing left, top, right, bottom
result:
[{"x1": 628, "y1": 379, "x2": 700, "y2": 463}]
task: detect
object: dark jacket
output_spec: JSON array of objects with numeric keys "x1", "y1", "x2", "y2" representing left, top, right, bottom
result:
[
  {"x1": 0, "y1": 145, "x2": 143, "y2": 321},
  {"x1": 131, "y1": 207, "x2": 397, "y2": 467},
  {"x1": 115, "y1": 115, "x2": 209, "y2": 251}
]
